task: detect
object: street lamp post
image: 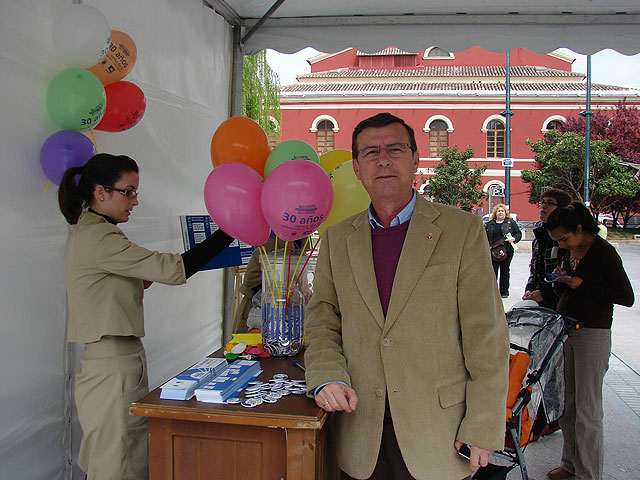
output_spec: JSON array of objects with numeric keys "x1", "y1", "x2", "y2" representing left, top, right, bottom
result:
[
  {"x1": 501, "y1": 50, "x2": 514, "y2": 208},
  {"x1": 580, "y1": 55, "x2": 593, "y2": 207}
]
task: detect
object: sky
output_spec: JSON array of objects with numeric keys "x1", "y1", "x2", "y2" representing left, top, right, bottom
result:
[{"x1": 266, "y1": 47, "x2": 640, "y2": 89}]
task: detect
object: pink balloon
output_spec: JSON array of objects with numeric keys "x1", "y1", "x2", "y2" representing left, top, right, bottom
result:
[
  {"x1": 261, "y1": 159, "x2": 334, "y2": 241},
  {"x1": 204, "y1": 163, "x2": 270, "y2": 246}
]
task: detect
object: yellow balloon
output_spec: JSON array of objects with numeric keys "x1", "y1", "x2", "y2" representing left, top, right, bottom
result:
[
  {"x1": 317, "y1": 160, "x2": 370, "y2": 235},
  {"x1": 319, "y1": 149, "x2": 352, "y2": 174}
]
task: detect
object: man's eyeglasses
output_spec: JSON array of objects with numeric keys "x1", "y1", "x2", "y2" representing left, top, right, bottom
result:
[
  {"x1": 105, "y1": 186, "x2": 139, "y2": 199},
  {"x1": 538, "y1": 200, "x2": 557, "y2": 207},
  {"x1": 358, "y1": 143, "x2": 412, "y2": 161}
]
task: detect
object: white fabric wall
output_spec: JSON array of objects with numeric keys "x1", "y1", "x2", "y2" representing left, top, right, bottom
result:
[{"x1": 0, "y1": 1, "x2": 233, "y2": 478}]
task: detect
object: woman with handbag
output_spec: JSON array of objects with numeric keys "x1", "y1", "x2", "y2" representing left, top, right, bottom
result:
[{"x1": 485, "y1": 203, "x2": 522, "y2": 298}]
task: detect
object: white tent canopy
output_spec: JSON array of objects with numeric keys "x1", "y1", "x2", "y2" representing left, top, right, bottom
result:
[{"x1": 207, "y1": 0, "x2": 640, "y2": 55}]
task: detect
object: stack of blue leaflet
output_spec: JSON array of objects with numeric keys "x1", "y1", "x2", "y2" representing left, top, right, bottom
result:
[
  {"x1": 195, "y1": 359, "x2": 262, "y2": 403},
  {"x1": 160, "y1": 357, "x2": 229, "y2": 400}
]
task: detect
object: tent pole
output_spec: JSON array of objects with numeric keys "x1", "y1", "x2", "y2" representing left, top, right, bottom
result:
[
  {"x1": 241, "y1": 0, "x2": 287, "y2": 46},
  {"x1": 230, "y1": 26, "x2": 244, "y2": 116},
  {"x1": 222, "y1": 26, "x2": 245, "y2": 346}
]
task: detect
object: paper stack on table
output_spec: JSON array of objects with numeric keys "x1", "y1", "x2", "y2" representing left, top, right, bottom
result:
[
  {"x1": 195, "y1": 359, "x2": 262, "y2": 403},
  {"x1": 160, "y1": 357, "x2": 229, "y2": 400}
]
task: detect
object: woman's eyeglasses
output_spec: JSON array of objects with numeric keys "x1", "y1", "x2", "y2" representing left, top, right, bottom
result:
[
  {"x1": 105, "y1": 186, "x2": 139, "y2": 199},
  {"x1": 538, "y1": 200, "x2": 557, "y2": 207}
]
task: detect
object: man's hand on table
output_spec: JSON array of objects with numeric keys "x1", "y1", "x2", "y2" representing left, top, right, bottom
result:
[{"x1": 315, "y1": 382, "x2": 358, "y2": 413}]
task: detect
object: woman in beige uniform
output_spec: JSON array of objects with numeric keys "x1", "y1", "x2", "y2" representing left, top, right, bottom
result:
[{"x1": 58, "y1": 153, "x2": 234, "y2": 480}]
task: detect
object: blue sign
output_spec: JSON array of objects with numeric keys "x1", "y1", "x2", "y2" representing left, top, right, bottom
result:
[
  {"x1": 502, "y1": 157, "x2": 514, "y2": 167},
  {"x1": 180, "y1": 215, "x2": 254, "y2": 270}
]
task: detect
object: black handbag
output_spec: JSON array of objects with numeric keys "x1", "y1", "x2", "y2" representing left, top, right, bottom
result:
[
  {"x1": 490, "y1": 242, "x2": 508, "y2": 262},
  {"x1": 490, "y1": 220, "x2": 510, "y2": 262}
]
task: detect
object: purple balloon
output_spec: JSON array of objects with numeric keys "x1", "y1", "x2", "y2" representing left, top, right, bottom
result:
[{"x1": 40, "y1": 130, "x2": 96, "y2": 184}]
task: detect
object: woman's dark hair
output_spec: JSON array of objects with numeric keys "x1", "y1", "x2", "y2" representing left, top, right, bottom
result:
[
  {"x1": 58, "y1": 153, "x2": 139, "y2": 224},
  {"x1": 351, "y1": 112, "x2": 417, "y2": 159},
  {"x1": 541, "y1": 188, "x2": 572, "y2": 208},
  {"x1": 545, "y1": 201, "x2": 599, "y2": 236}
]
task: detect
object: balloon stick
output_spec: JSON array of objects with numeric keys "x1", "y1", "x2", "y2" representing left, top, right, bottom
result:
[
  {"x1": 259, "y1": 246, "x2": 276, "y2": 305},
  {"x1": 287, "y1": 236, "x2": 310, "y2": 292},
  {"x1": 89, "y1": 129, "x2": 98, "y2": 150},
  {"x1": 285, "y1": 235, "x2": 320, "y2": 309},
  {"x1": 44, "y1": 181, "x2": 52, "y2": 195},
  {"x1": 286, "y1": 242, "x2": 292, "y2": 296},
  {"x1": 279, "y1": 240, "x2": 288, "y2": 297}
]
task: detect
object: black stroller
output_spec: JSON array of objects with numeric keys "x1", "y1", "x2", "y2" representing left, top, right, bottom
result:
[{"x1": 473, "y1": 306, "x2": 580, "y2": 480}]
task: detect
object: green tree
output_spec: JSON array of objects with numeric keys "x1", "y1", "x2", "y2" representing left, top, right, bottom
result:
[
  {"x1": 522, "y1": 130, "x2": 640, "y2": 219},
  {"x1": 425, "y1": 146, "x2": 488, "y2": 211},
  {"x1": 242, "y1": 50, "x2": 281, "y2": 140}
]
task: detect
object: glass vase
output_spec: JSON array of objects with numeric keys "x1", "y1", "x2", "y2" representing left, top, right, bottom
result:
[{"x1": 261, "y1": 285, "x2": 304, "y2": 356}]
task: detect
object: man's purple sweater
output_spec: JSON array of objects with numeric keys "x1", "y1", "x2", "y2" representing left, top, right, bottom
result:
[{"x1": 371, "y1": 221, "x2": 410, "y2": 317}]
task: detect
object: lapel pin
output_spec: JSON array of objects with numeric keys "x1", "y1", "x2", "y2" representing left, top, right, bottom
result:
[{"x1": 427, "y1": 233, "x2": 433, "y2": 240}]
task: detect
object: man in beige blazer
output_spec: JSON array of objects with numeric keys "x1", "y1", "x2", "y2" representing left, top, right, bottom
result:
[{"x1": 304, "y1": 113, "x2": 509, "y2": 480}]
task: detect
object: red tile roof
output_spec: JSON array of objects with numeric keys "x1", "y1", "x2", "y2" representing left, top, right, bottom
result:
[
  {"x1": 356, "y1": 47, "x2": 418, "y2": 56},
  {"x1": 298, "y1": 66, "x2": 584, "y2": 79},
  {"x1": 281, "y1": 81, "x2": 636, "y2": 94}
]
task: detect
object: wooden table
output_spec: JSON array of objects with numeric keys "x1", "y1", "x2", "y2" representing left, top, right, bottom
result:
[{"x1": 130, "y1": 351, "x2": 337, "y2": 480}]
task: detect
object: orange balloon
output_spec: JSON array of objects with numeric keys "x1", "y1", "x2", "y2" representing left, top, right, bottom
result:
[
  {"x1": 210, "y1": 116, "x2": 271, "y2": 176},
  {"x1": 88, "y1": 30, "x2": 137, "y2": 85}
]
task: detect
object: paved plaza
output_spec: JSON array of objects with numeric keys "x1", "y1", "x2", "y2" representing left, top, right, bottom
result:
[{"x1": 498, "y1": 243, "x2": 640, "y2": 480}]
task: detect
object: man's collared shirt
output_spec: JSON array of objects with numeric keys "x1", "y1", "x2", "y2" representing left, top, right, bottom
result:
[{"x1": 368, "y1": 190, "x2": 417, "y2": 228}]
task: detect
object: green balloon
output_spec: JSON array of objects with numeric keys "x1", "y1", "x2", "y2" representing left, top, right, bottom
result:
[
  {"x1": 46, "y1": 68, "x2": 106, "y2": 132},
  {"x1": 263, "y1": 140, "x2": 321, "y2": 178}
]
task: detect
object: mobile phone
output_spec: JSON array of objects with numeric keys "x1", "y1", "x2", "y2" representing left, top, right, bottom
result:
[
  {"x1": 458, "y1": 445, "x2": 480, "y2": 479},
  {"x1": 545, "y1": 273, "x2": 573, "y2": 283},
  {"x1": 458, "y1": 444, "x2": 471, "y2": 460}
]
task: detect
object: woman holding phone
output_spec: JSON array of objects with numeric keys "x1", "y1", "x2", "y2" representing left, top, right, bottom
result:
[
  {"x1": 59, "y1": 153, "x2": 234, "y2": 480},
  {"x1": 545, "y1": 202, "x2": 634, "y2": 480}
]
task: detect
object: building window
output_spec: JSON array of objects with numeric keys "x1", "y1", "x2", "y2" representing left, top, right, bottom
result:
[
  {"x1": 541, "y1": 115, "x2": 566, "y2": 133},
  {"x1": 485, "y1": 182, "x2": 506, "y2": 216},
  {"x1": 424, "y1": 46, "x2": 454, "y2": 59},
  {"x1": 316, "y1": 120, "x2": 335, "y2": 154},
  {"x1": 546, "y1": 120, "x2": 563, "y2": 130},
  {"x1": 486, "y1": 119, "x2": 505, "y2": 158},
  {"x1": 267, "y1": 117, "x2": 280, "y2": 148},
  {"x1": 428, "y1": 120, "x2": 449, "y2": 157}
]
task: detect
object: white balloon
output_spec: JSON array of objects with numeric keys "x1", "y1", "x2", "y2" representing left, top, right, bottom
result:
[{"x1": 52, "y1": 5, "x2": 111, "y2": 68}]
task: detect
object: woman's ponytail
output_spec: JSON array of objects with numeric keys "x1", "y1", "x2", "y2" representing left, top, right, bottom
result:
[{"x1": 58, "y1": 166, "x2": 86, "y2": 224}]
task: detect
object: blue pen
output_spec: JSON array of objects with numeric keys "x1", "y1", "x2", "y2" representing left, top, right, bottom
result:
[{"x1": 292, "y1": 360, "x2": 306, "y2": 372}]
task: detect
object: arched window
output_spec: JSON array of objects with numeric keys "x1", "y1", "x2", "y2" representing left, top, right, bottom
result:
[
  {"x1": 428, "y1": 119, "x2": 449, "y2": 157},
  {"x1": 546, "y1": 120, "x2": 563, "y2": 131},
  {"x1": 486, "y1": 119, "x2": 505, "y2": 158},
  {"x1": 484, "y1": 182, "x2": 506, "y2": 215},
  {"x1": 541, "y1": 115, "x2": 566, "y2": 133},
  {"x1": 316, "y1": 119, "x2": 335, "y2": 154},
  {"x1": 424, "y1": 47, "x2": 454, "y2": 59},
  {"x1": 267, "y1": 117, "x2": 280, "y2": 148}
]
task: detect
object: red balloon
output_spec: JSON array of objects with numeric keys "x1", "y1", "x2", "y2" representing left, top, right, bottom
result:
[{"x1": 95, "y1": 81, "x2": 145, "y2": 132}]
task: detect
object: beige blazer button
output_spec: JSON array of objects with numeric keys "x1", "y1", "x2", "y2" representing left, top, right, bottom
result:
[
  {"x1": 382, "y1": 338, "x2": 391, "y2": 347},
  {"x1": 375, "y1": 388, "x2": 384, "y2": 397}
]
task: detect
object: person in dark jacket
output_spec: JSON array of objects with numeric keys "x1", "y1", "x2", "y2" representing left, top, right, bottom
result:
[
  {"x1": 522, "y1": 188, "x2": 572, "y2": 308},
  {"x1": 485, "y1": 203, "x2": 521, "y2": 297},
  {"x1": 545, "y1": 202, "x2": 634, "y2": 480}
]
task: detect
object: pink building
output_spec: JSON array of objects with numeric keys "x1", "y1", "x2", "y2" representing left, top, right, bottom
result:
[{"x1": 278, "y1": 46, "x2": 640, "y2": 221}]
